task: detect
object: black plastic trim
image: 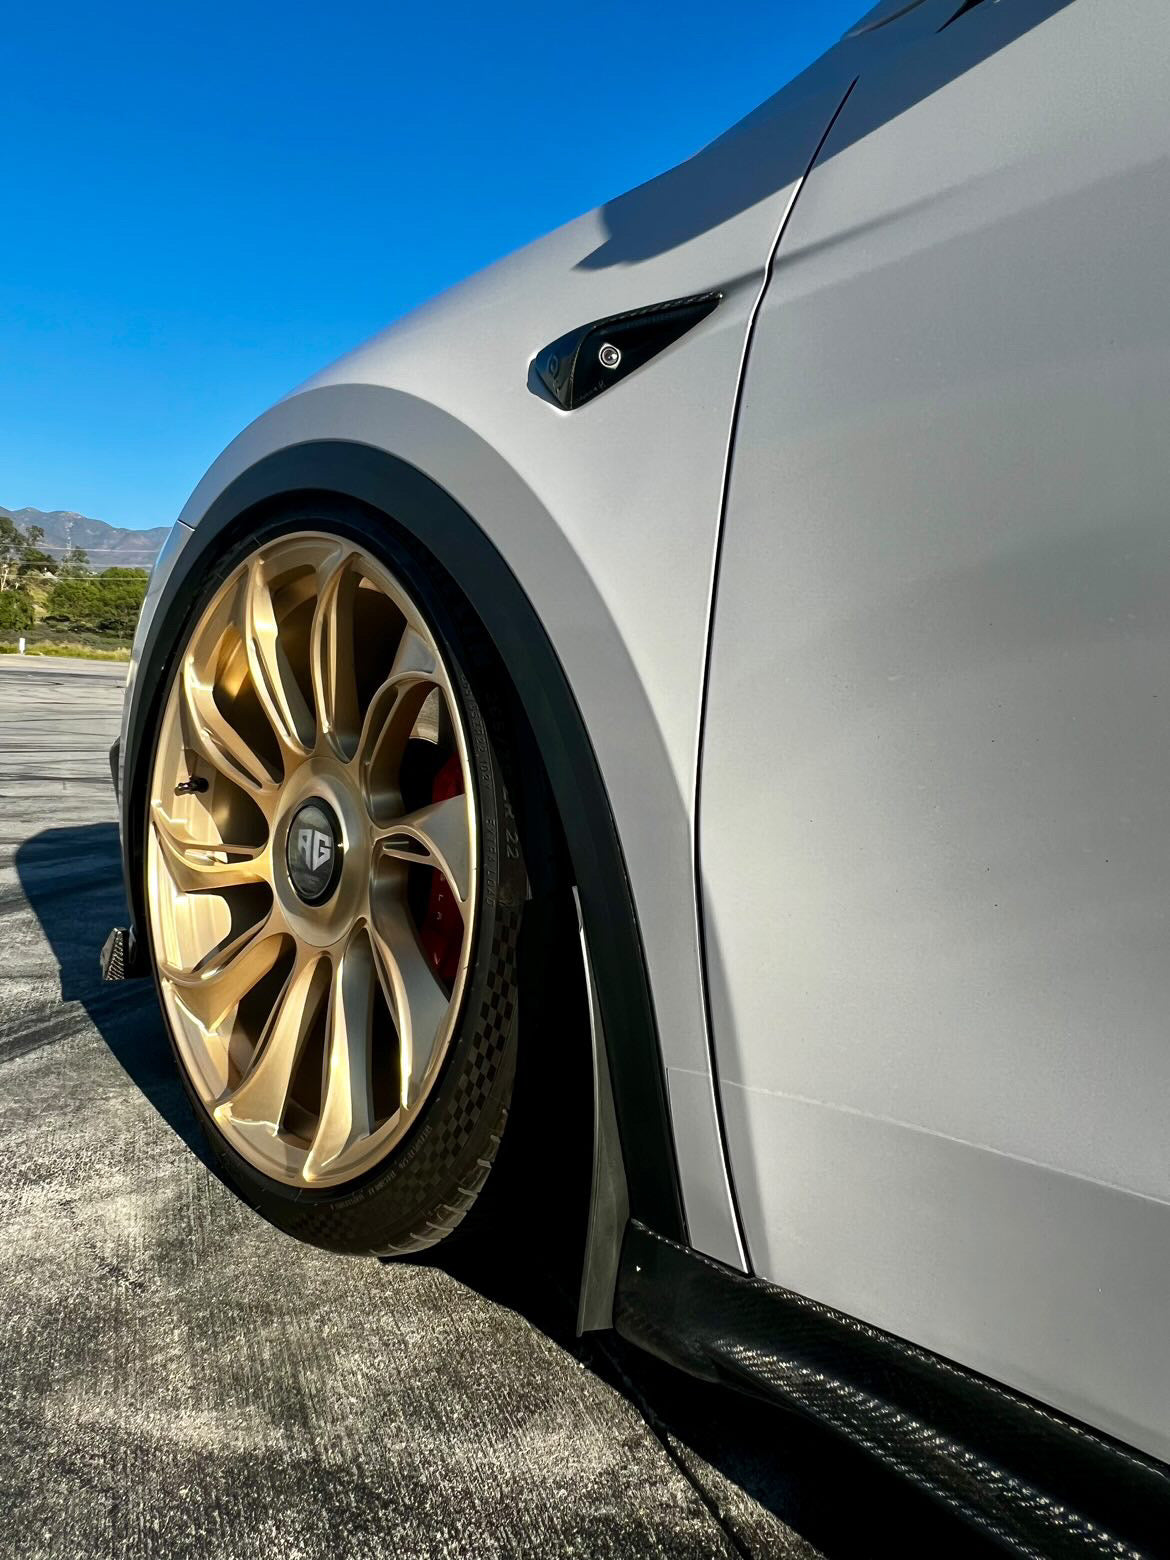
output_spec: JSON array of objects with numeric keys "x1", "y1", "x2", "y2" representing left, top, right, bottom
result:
[
  {"x1": 616, "y1": 1221, "x2": 1170, "y2": 1557},
  {"x1": 119, "y1": 443, "x2": 686, "y2": 1243},
  {"x1": 574, "y1": 886, "x2": 630, "y2": 1335},
  {"x1": 535, "y1": 293, "x2": 722, "y2": 411}
]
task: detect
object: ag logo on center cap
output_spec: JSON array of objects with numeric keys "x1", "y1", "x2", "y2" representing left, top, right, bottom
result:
[
  {"x1": 297, "y1": 826, "x2": 332, "y2": 873},
  {"x1": 286, "y1": 798, "x2": 343, "y2": 905}
]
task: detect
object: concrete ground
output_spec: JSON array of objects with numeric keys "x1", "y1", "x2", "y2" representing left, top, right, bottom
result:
[{"x1": 0, "y1": 654, "x2": 982, "y2": 1560}]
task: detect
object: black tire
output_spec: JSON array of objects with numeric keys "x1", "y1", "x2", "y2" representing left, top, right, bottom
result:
[{"x1": 140, "y1": 503, "x2": 527, "y2": 1255}]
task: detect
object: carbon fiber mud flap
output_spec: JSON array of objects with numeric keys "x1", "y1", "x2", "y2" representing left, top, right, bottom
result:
[
  {"x1": 100, "y1": 925, "x2": 145, "y2": 983},
  {"x1": 615, "y1": 1222, "x2": 1170, "y2": 1557}
]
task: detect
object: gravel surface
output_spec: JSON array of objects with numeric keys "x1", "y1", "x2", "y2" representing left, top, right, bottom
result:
[{"x1": 0, "y1": 654, "x2": 980, "y2": 1560}]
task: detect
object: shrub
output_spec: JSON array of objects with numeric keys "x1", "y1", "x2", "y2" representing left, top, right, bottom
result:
[
  {"x1": 44, "y1": 569, "x2": 148, "y2": 638},
  {"x1": 0, "y1": 590, "x2": 34, "y2": 632}
]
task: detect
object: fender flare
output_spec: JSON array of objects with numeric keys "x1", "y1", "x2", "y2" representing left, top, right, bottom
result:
[{"x1": 120, "y1": 439, "x2": 686, "y2": 1256}]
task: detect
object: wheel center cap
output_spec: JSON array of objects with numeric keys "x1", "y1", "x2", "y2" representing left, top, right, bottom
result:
[{"x1": 286, "y1": 798, "x2": 343, "y2": 905}]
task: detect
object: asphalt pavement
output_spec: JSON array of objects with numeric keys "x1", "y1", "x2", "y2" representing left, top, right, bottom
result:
[{"x1": 0, "y1": 654, "x2": 983, "y2": 1560}]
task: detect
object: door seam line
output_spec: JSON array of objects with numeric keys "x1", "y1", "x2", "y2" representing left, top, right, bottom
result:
[{"x1": 690, "y1": 76, "x2": 859, "y2": 1276}]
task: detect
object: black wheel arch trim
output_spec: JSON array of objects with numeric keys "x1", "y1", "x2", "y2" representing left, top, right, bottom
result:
[
  {"x1": 119, "y1": 439, "x2": 686, "y2": 1244},
  {"x1": 616, "y1": 1221, "x2": 1170, "y2": 1556}
]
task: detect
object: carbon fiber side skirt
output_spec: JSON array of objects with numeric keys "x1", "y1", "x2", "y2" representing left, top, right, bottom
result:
[{"x1": 615, "y1": 1222, "x2": 1170, "y2": 1557}]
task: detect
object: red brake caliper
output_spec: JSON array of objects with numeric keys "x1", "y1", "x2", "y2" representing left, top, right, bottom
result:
[{"x1": 418, "y1": 754, "x2": 464, "y2": 985}]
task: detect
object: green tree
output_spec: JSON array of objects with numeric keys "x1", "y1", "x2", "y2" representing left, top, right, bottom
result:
[
  {"x1": 0, "y1": 590, "x2": 34, "y2": 633},
  {"x1": 1, "y1": 517, "x2": 53, "y2": 590},
  {"x1": 59, "y1": 545, "x2": 90, "y2": 578},
  {"x1": 44, "y1": 568, "x2": 148, "y2": 638},
  {"x1": 94, "y1": 569, "x2": 149, "y2": 636},
  {"x1": 44, "y1": 576, "x2": 102, "y2": 631},
  {"x1": 0, "y1": 515, "x2": 22, "y2": 592},
  {"x1": 18, "y1": 547, "x2": 53, "y2": 576}
]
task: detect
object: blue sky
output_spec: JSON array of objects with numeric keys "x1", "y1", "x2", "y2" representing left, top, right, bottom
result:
[{"x1": 3, "y1": 1, "x2": 859, "y2": 531}]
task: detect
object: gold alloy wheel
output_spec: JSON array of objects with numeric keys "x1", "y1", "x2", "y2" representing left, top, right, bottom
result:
[{"x1": 145, "y1": 532, "x2": 478, "y2": 1188}]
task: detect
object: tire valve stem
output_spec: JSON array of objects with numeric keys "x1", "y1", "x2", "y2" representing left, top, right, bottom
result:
[{"x1": 174, "y1": 776, "x2": 209, "y2": 796}]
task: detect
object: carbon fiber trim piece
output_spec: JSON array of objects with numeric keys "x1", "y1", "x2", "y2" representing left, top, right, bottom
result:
[
  {"x1": 614, "y1": 1222, "x2": 1170, "y2": 1557},
  {"x1": 574, "y1": 885, "x2": 629, "y2": 1335},
  {"x1": 99, "y1": 925, "x2": 144, "y2": 983}
]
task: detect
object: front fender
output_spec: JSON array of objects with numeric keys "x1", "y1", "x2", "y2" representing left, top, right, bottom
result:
[{"x1": 122, "y1": 419, "x2": 692, "y2": 1242}]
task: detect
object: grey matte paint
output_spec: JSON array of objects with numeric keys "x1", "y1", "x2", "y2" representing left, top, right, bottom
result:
[
  {"x1": 123, "y1": 0, "x2": 973, "y2": 1272},
  {"x1": 701, "y1": 0, "x2": 1170, "y2": 1461},
  {"x1": 122, "y1": 0, "x2": 1169, "y2": 1469}
]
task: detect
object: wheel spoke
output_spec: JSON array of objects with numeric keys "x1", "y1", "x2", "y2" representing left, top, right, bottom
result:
[
  {"x1": 150, "y1": 530, "x2": 479, "y2": 1188},
  {"x1": 180, "y1": 654, "x2": 278, "y2": 798},
  {"x1": 217, "y1": 951, "x2": 328, "y2": 1132},
  {"x1": 303, "y1": 934, "x2": 377, "y2": 1180},
  {"x1": 369, "y1": 901, "x2": 450, "y2": 1108},
  {"x1": 358, "y1": 625, "x2": 446, "y2": 815},
  {"x1": 309, "y1": 549, "x2": 361, "y2": 756},
  {"x1": 243, "y1": 558, "x2": 314, "y2": 759},
  {"x1": 375, "y1": 794, "x2": 470, "y2": 905},
  {"x1": 150, "y1": 802, "x2": 268, "y2": 893},
  {"x1": 159, "y1": 909, "x2": 286, "y2": 1029},
  {"x1": 389, "y1": 621, "x2": 440, "y2": 685},
  {"x1": 354, "y1": 623, "x2": 436, "y2": 759}
]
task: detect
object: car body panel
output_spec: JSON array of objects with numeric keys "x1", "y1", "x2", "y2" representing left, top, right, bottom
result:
[
  {"x1": 700, "y1": 0, "x2": 1170, "y2": 1458},
  {"x1": 120, "y1": 0, "x2": 1169, "y2": 1468},
  {"x1": 125, "y1": 50, "x2": 878, "y2": 1266}
]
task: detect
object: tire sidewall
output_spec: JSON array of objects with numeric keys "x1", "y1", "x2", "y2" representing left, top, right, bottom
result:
[{"x1": 138, "y1": 501, "x2": 526, "y2": 1250}]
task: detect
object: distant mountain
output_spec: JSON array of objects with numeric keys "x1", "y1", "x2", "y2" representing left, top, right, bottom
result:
[{"x1": 1, "y1": 506, "x2": 168, "y2": 571}]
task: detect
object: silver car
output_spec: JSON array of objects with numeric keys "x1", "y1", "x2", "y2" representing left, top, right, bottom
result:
[{"x1": 108, "y1": 0, "x2": 1170, "y2": 1546}]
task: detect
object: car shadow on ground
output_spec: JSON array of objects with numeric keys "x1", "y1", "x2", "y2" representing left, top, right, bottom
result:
[
  {"x1": 14, "y1": 821, "x2": 221, "y2": 1181},
  {"x1": 434, "y1": 1234, "x2": 991, "y2": 1560},
  {"x1": 18, "y1": 821, "x2": 988, "y2": 1559}
]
